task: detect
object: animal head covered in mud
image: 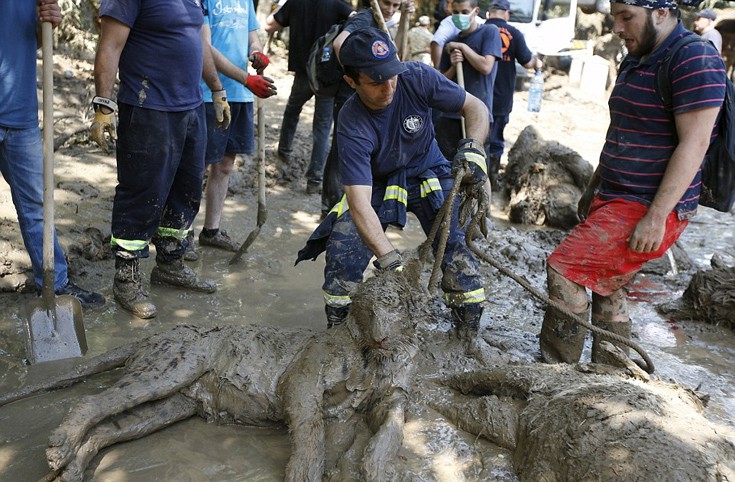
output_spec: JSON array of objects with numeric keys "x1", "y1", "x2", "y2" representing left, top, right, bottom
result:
[{"x1": 348, "y1": 257, "x2": 426, "y2": 364}]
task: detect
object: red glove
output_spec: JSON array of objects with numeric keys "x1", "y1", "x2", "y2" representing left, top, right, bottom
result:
[
  {"x1": 245, "y1": 74, "x2": 277, "y2": 98},
  {"x1": 249, "y1": 51, "x2": 270, "y2": 71}
]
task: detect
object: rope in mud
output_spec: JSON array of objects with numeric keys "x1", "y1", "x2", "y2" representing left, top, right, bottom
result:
[{"x1": 422, "y1": 170, "x2": 655, "y2": 374}]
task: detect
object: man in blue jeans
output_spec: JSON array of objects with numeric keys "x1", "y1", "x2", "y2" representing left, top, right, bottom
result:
[
  {"x1": 266, "y1": 0, "x2": 354, "y2": 195},
  {"x1": 0, "y1": 1, "x2": 104, "y2": 307}
]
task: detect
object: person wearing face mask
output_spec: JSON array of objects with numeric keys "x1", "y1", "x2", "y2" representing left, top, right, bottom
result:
[
  {"x1": 540, "y1": 0, "x2": 725, "y2": 367},
  {"x1": 430, "y1": 0, "x2": 488, "y2": 68},
  {"x1": 434, "y1": 0, "x2": 501, "y2": 219}
]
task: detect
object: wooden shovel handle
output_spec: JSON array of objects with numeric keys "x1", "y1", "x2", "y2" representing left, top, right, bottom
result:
[{"x1": 41, "y1": 21, "x2": 55, "y2": 294}]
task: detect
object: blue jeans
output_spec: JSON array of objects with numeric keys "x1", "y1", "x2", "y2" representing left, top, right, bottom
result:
[
  {"x1": 278, "y1": 71, "x2": 334, "y2": 183},
  {"x1": 0, "y1": 125, "x2": 68, "y2": 290}
]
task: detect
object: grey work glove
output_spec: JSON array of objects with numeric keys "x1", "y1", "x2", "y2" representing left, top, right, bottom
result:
[{"x1": 373, "y1": 249, "x2": 403, "y2": 272}]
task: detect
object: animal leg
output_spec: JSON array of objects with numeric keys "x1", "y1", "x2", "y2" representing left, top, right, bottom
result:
[
  {"x1": 362, "y1": 389, "x2": 407, "y2": 481},
  {"x1": 57, "y1": 394, "x2": 197, "y2": 482},
  {"x1": 46, "y1": 347, "x2": 209, "y2": 471}
]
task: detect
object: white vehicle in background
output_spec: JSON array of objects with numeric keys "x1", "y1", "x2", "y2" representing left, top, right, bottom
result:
[{"x1": 508, "y1": 0, "x2": 578, "y2": 57}]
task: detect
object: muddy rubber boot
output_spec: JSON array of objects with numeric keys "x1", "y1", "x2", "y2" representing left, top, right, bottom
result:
[
  {"x1": 591, "y1": 319, "x2": 632, "y2": 366},
  {"x1": 539, "y1": 305, "x2": 588, "y2": 364},
  {"x1": 325, "y1": 305, "x2": 349, "y2": 329},
  {"x1": 150, "y1": 258, "x2": 217, "y2": 293},
  {"x1": 451, "y1": 303, "x2": 484, "y2": 339},
  {"x1": 113, "y1": 257, "x2": 157, "y2": 319}
]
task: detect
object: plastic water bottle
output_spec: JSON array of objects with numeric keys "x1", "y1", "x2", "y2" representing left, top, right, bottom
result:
[
  {"x1": 321, "y1": 47, "x2": 331, "y2": 62},
  {"x1": 527, "y1": 70, "x2": 544, "y2": 113}
]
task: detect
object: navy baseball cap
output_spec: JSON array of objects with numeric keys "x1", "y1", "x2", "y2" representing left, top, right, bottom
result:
[
  {"x1": 697, "y1": 8, "x2": 717, "y2": 20},
  {"x1": 339, "y1": 27, "x2": 407, "y2": 82},
  {"x1": 490, "y1": 0, "x2": 511, "y2": 10}
]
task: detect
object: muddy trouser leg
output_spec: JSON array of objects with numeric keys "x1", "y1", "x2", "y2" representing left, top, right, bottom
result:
[
  {"x1": 410, "y1": 172, "x2": 485, "y2": 334},
  {"x1": 321, "y1": 82, "x2": 353, "y2": 216},
  {"x1": 591, "y1": 289, "x2": 632, "y2": 365},
  {"x1": 322, "y1": 209, "x2": 376, "y2": 328},
  {"x1": 487, "y1": 115, "x2": 507, "y2": 190},
  {"x1": 540, "y1": 266, "x2": 590, "y2": 363}
]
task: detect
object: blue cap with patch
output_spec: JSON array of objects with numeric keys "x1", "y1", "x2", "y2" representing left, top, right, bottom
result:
[{"x1": 339, "y1": 27, "x2": 407, "y2": 82}]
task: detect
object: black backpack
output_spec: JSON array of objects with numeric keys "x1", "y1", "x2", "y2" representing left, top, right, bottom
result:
[
  {"x1": 657, "y1": 34, "x2": 735, "y2": 213},
  {"x1": 306, "y1": 22, "x2": 344, "y2": 97}
]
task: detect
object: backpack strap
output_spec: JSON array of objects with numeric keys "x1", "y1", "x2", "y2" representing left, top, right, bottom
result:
[{"x1": 656, "y1": 34, "x2": 707, "y2": 112}]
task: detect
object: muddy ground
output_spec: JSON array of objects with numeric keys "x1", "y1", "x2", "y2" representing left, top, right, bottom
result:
[{"x1": 1, "y1": 28, "x2": 734, "y2": 481}]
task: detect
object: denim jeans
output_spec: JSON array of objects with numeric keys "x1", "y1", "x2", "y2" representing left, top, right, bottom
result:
[
  {"x1": 278, "y1": 71, "x2": 334, "y2": 183},
  {"x1": 0, "y1": 126, "x2": 68, "y2": 290}
]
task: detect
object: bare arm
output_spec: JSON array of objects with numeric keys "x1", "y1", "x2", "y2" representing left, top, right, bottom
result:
[
  {"x1": 201, "y1": 25, "x2": 224, "y2": 92},
  {"x1": 265, "y1": 15, "x2": 282, "y2": 34},
  {"x1": 344, "y1": 184, "x2": 394, "y2": 258},
  {"x1": 459, "y1": 92, "x2": 489, "y2": 142},
  {"x1": 94, "y1": 17, "x2": 130, "y2": 100},
  {"x1": 430, "y1": 41, "x2": 443, "y2": 68},
  {"x1": 628, "y1": 105, "x2": 720, "y2": 253},
  {"x1": 442, "y1": 42, "x2": 495, "y2": 77}
]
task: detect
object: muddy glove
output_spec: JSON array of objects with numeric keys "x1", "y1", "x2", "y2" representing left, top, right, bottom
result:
[
  {"x1": 245, "y1": 74, "x2": 277, "y2": 99},
  {"x1": 211, "y1": 90, "x2": 231, "y2": 130},
  {"x1": 452, "y1": 138, "x2": 488, "y2": 186},
  {"x1": 373, "y1": 249, "x2": 403, "y2": 272},
  {"x1": 249, "y1": 51, "x2": 270, "y2": 71},
  {"x1": 90, "y1": 96, "x2": 117, "y2": 152}
]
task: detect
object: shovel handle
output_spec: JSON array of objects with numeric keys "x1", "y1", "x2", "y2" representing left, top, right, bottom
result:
[
  {"x1": 456, "y1": 60, "x2": 467, "y2": 138},
  {"x1": 41, "y1": 21, "x2": 55, "y2": 296}
]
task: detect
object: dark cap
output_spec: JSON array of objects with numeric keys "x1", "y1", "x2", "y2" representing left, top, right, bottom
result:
[
  {"x1": 697, "y1": 8, "x2": 717, "y2": 20},
  {"x1": 338, "y1": 27, "x2": 407, "y2": 82},
  {"x1": 490, "y1": 0, "x2": 511, "y2": 10}
]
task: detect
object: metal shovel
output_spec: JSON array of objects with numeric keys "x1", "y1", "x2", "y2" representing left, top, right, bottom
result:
[{"x1": 24, "y1": 21, "x2": 87, "y2": 364}]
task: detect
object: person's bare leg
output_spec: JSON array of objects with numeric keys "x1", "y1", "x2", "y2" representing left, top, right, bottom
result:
[
  {"x1": 203, "y1": 152, "x2": 236, "y2": 230},
  {"x1": 540, "y1": 266, "x2": 590, "y2": 363},
  {"x1": 591, "y1": 288, "x2": 632, "y2": 364}
]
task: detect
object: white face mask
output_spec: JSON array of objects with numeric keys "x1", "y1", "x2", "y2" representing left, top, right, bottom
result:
[{"x1": 452, "y1": 13, "x2": 473, "y2": 30}]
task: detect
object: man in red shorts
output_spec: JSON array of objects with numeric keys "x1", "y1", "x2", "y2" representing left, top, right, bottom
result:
[{"x1": 540, "y1": 0, "x2": 726, "y2": 365}]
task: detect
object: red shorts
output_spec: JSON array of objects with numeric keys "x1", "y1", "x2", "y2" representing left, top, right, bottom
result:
[{"x1": 547, "y1": 196, "x2": 688, "y2": 296}]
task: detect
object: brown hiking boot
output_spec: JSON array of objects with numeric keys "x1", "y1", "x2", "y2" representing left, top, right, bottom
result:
[
  {"x1": 113, "y1": 257, "x2": 157, "y2": 319},
  {"x1": 539, "y1": 304, "x2": 589, "y2": 364},
  {"x1": 150, "y1": 258, "x2": 217, "y2": 293},
  {"x1": 591, "y1": 319, "x2": 633, "y2": 365},
  {"x1": 199, "y1": 229, "x2": 239, "y2": 252}
]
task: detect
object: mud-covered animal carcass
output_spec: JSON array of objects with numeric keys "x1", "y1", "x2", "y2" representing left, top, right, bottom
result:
[
  {"x1": 657, "y1": 252, "x2": 735, "y2": 330},
  {"x1": 2, "y1": 259, "x2": 734, "y2": 481},
  {"x1": 503, "y1": 125, "x2": 594, "y2": 229}
]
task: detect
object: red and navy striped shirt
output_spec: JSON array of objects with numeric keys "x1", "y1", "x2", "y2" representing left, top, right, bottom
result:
[{"x1": 600, "y1": 22, "x2": 726, "y2": 218}]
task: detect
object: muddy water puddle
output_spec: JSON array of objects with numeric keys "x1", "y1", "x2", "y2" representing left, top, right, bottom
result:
[{"x1": 0, "y1": 193, "x2": 733, "y2": 481}]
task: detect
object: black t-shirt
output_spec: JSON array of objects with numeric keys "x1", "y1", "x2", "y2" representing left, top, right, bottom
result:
[{"x1": 274, "y1": 0, "x2": 354, "y2": 73}]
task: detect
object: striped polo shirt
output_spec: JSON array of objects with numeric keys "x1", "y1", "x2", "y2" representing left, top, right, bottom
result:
[{"x1": 600, "y1": 22, "x2": 726, "y2": 218}]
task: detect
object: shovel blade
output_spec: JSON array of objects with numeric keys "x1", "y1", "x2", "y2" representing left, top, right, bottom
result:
[{"x1": 25, "y1": 295, "x2": 87, "y2": 364}]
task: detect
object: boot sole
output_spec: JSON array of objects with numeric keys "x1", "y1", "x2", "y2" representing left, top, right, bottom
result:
[{"x1": 150, "y1": 273, "x2": 217, "y2": 294}]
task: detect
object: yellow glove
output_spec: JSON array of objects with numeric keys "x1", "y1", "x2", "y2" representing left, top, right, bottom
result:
[
  {"x1": 90, "y1": 96, "x2": 117, "y2": 152},
  {"x1": 212, "y1": 89, "x2": 231, "y2": 130}
]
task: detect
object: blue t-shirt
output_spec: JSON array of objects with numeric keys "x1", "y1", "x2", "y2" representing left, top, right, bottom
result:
[
  {"x1": 100, "y1": 0, "x2": 205, "y2": 111},
  {"x1": 201, "y1": 0, "x2": 259, "y2": 103},
  {"x1": 601, "y1": 22, "x2": 726, "y2": 218},
  {"x1": 0, "y1": 2, "x2": 38, "y2": 128},
  {"x1": 439, "y1": 24, "x2": 501, "y2": 123},
  {"x1": 337, "y1": 62, "x2": 465, "y2": 187},
  {"x1": 485, "y1": 18, "x2": 533, "y2": 116}
]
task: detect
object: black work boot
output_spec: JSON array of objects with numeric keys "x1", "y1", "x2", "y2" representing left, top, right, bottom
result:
[
  {"x1": 487, "y1": 155, "x2": 501, "y2": 191},
  {"x1": 451, "y1": 303, "x2": 484, "y2": 339},
  {"x1": 325, "y1": 305, "x2": 349, "y2": 329},
  {"x1": 591, "y1": 319, "x2": 632, "y2": 365},
  {"x1": 150, "y1": 258, "x2": 217, "y2": 293},
  {"x1": 113, "y1": 256, "x2": 157, "y2": 319},
  {"x1": 539, "y1": 304, "x2": 589, "y2": 364}
]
